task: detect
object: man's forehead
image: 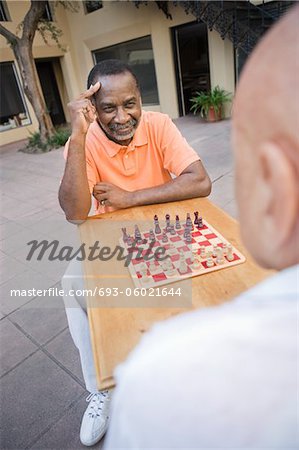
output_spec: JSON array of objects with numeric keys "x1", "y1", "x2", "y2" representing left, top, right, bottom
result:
[
  {"x1": 94, "y1": 73, "x2": 139, "y2": 101},
  {"x1": 97, "y1": 72, "x2": 138, "y2": 90}
]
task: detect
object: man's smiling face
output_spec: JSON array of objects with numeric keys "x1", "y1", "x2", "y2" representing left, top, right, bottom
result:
[{"x1": 94, "y1": 71, "x2": 142, "y2": 146}]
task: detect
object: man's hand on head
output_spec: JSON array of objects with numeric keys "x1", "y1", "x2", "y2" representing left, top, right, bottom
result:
[
  {"x1": 93, "y1": 182, "x2": 134, "y2": 209},
  {"x1": 68, "y1": 82, "x2": 101, "y2": 137}
]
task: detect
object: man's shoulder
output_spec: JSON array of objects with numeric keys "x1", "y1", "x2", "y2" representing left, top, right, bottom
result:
[
  {"x1": 142, "y1": 110, "x2": 171, "y2": 126},
  {"x1": 116, "y1": 267, "x2": 297, "y2": 378}
]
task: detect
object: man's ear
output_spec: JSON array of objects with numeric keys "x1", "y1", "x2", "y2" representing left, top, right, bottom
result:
[{"x1": 258, "y1": 141, "x2": 298, "y2": 247}]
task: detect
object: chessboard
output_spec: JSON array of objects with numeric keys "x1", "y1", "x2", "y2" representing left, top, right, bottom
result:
[{"x1": 120, "y1": 212, "x2": 246, "y2": 289}]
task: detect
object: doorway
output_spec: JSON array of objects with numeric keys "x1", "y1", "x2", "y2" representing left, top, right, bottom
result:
[
  {"x1": 36, "y1": 59, "x2": 66, "y2": 126},
  {"x1": 172, "y1": 22, "x2": 210, "y2": 116}
]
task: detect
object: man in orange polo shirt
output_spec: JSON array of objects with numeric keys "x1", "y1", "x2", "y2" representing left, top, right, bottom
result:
[{"x1": 59, "y1": 59, "x2": 211, "y2": 447}]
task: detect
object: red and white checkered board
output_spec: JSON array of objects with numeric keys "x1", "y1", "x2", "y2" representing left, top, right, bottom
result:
[{"x1": 121, "y1": 219, "x2": 246, "y2": 289}]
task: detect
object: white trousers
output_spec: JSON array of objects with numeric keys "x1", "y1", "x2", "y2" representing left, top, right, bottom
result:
[{"x1": 61, "y1": 259, "x2": 98, "y2": 393}]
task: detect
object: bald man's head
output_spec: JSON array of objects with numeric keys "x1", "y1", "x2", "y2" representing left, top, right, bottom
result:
[
  {"x1": 232, "y1": 5, "x2": 299, "y2": 270},
  {"x1": 234, "y1": 5, "x2": 298, "y2": 150}
]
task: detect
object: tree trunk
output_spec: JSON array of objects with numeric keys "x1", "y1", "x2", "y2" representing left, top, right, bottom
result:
[{"x1": 14, "y1": 40, "x2": 55, "y2": 142}]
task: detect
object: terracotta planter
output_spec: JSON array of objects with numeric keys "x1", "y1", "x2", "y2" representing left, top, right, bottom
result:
[{"x1": 207, "y1": 106, "x2": 222, "y2": 122}]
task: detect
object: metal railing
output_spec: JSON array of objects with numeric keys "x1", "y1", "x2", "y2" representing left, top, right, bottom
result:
[{"x1": 133, "y1": 1, "x2": 295, "y2": 54}]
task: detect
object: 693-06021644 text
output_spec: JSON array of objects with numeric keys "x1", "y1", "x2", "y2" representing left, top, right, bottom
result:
[{"x1": 95, "y1": 287, "x2": 182, "y2": 297}]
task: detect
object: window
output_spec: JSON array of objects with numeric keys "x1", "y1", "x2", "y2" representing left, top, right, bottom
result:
[
  {"x1": 83, "y1": 1, "x2": 103, "y2": 14},
  {"x1": 93, "y1": 36, "x2": 159, "y2": 105},
  {"x1": 41, "y1": 1, "x2": 53, "y2": 21},
  {"x1": 0, "y1": 1, "x2": 10, "y2": 21},
  {"x1": 0, "y1": 62, "x2": 31, "y2": 131}
]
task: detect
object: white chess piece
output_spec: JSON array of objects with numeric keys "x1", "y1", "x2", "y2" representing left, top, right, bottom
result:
[
  {"x1": 216, "y1": 247, "x2": 224, "y2": 265},
  {"x1": 179, "y1": 251, "x2": 188, "y2": 274},
  {"x1": 162, "y1": 259, "x2": 170, "y2": 271},
  {"x1": 191, "y1": 257, "x2": 201, "y2": 271},
  {"x1": 168, "y1": 244, "x2": 176, "y2": 255},
  {"x1": 149, "y1": 261, "x2": 159, "y2": 274},
  {"x1": 166, "y1": 259, "x2": 176, "y2": 276},
  {"x1": 140, "y1": 263, "x2": 149, "y2": 281},
  {"x1": 226, "y1": 245, "x2": 234, "y2": 261},
  {"x1": 192, "y1": 248, "x2": 199, "y2": 259},
  {"x1": 222, "y1": 242, "x2": 228, "y2": 256},
  {"x1": 187, "y1": 252, "x2": 194, "y2": 263},
  {"x1": 206, "y1": 255, "x2": 214, "y2": 268}
]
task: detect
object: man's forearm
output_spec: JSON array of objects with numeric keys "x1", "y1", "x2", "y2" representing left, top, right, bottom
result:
[
  {"x1": 131, "y1": 171, "x2": 211, "y2": 207},
  {"x1": 59, "y1": 135, "x2": 91, "y2": 221}
]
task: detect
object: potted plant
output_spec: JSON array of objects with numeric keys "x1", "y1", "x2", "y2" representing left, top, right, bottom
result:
[{"x1": 190, "y1": 86, "x2": 232, "y2": 122}]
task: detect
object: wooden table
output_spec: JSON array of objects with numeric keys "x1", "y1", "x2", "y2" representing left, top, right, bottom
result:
[{"x1": 79, "y1": 198, "x2": 273, "y2": 389}]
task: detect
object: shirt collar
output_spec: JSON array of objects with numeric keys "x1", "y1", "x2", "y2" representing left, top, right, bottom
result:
[{"x1": 92, "y1": 111, "x2": 148, "y2": 158}]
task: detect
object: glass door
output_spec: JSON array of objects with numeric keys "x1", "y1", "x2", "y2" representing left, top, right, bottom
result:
[{"x1": 172, "y1": 22, "x2": 210, "y2": 115}]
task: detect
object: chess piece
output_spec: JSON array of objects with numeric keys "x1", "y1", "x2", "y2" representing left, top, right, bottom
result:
[
  {"x1": 206, "y1": 255, "x2": 214, "y2": 268},
  {"x1": 212, "y1": 245, "x2": 218, "y2": 258},
  {"x1": 166, "y1": 260, "x2": 176, "y2": 276},
  {"x1": 197, "y1": 216, "x2": 203, "y2": 228},
  {"x1": 194, "y1": 211, "x2": 199, "y2": 225},
  {"x1": 154, "y1": 215, "x2": 161, "y2": 234},
  {"x1": 168, "y1": 244, "x2": 176, "y2": 255},
  {"x1": 154, "y1": 222, "x2": 161, "y2": 234},
  {"x1": 184, "y1": 227, "x2": 190, "y2": 239},
  {"x1": 192, "y1": 257, "x2": 201, "y2": 270},
  {"x1": 162, "y1": 232, "x2": 168, "y2": 243},
  {"x1": 222, "y1": 242, "x2": 228, "y2": 256},
  {"x1": 170, "y1": 224, "x2": 176, "y2": 235},
  {"x1": 149, "y1": 229, "x2": 156, "y2": 243},
  {"x1": 161, "y1": 259, "x2": 170, "y2": 271},
  {"x1": 127, "y1": 235, "x2": 134, "y2": 247},
  {"x1": 216, "y1": 247, "x2": 224, "y2": 264},
  {"x1": 188, "y1": 252, "x2": 194, "y2": 263},
  {"x1": 185, "y1": 213, "x2": 192, "y2": 230},
  {"x1": 175, "y1": 215, "x2": 181, "y2": 229},
  {"x1": 185, "y1": 232, "x2": 192, "y2": 244},
  {"x1": 192, "y1": 249, "x2": 199, "y2": 259},
  {"x1": 140, "y1": 263, "x2": 149, "y2": 281},
  {"x1": 148, "y1": 261, "x2": 157, "y2": 273},
  {"x1": 134, "y1": 225, "x2": 142, "y2": 242},
  {"x1": 121, "y1": 227, "x2": 129, "y2": 244},
  {"x1": 165, "y1": 214, "x2": 171, "y2": 232},
  {"x1": 200, "y1": 246, "x2": 206, "y2": 258},
  {"x1": 179, "y1": 251, "x2": 188, "y2": 274},
  {"x1": 226, "y1": 245, "x2": 234, "y2": 261}
]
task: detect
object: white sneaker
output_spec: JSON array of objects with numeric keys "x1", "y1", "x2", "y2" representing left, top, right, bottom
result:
[{"x1": 80, "y1": 390, "x2": 111, "y2": 446}]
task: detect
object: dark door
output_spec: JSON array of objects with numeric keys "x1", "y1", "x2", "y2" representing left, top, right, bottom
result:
[
  {"x1": 172, "y1": 22, "x2": 210, "y2": 116},
  {"x1": 36, "y1": 60, "x2": 65, "y2": 126}
]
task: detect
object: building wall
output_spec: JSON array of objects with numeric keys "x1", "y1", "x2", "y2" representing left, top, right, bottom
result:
[
  {"x1": 0, "y1": 1, "x2": 72, "y2": 144},
  {"x1": 0, "y1": 0, "x2": 235, "y2": 146},
  {"x1": 63, "y1": 1, "x2": 235, "y2": 117}
]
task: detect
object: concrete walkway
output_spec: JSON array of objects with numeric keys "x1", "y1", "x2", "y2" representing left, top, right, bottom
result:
[{"x1": 0, "y1": 116, "x2": 236, "y2": 449}]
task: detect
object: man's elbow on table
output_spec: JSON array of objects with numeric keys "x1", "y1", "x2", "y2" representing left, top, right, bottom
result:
[
  {"x1": 59, "y1": 196, "x2": 90, "y2": 225},
  {"x1": 61, "y1": 205, "x2": 89, "y2": 225},
  {"x1": 59, "y1": 207, "x2": 89, "y2": 225},
  {"x1": 197, "y1": 172, "x2": 212, "y2": 197},
  {"x1": 182, "y1": 161, "x2": 212, "y2": 198},
  {"x1": 66, "y1": 217, "x2": 87, "y2": 225}
]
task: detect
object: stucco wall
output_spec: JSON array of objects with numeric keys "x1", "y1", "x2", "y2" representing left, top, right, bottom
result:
[{"x1": 0, "y1": 0, "x2": 235, "y2": 145}]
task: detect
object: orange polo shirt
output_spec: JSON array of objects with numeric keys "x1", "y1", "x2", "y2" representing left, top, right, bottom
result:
[{"x1": 64, "y1": 111, "x2": 200, "y2": 214}]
